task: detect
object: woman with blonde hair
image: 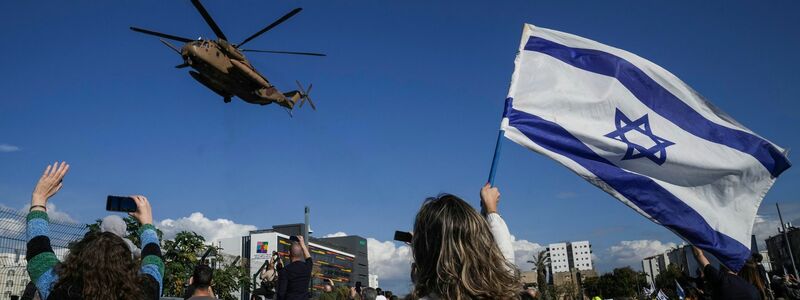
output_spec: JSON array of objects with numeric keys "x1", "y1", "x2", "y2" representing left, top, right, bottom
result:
[{"x1": 410, "y1": 184, "x2": 519, "y2": 300}]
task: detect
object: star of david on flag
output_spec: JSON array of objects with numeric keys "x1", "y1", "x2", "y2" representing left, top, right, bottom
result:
[
  {"x1": 498, "y1": 24, "x2": 790, "y2": 272},
  {"x1": 604, "y1": 109, "x2": 674, "y2": 165}
]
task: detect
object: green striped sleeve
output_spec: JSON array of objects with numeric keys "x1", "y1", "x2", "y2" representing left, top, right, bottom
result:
[{"x1": 27, "y1": 252, "x2": 58, "y2": 282}]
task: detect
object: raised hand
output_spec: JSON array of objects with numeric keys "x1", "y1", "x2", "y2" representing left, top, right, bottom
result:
[
  {"x1": 128, "y1": 195, "x2": 153, "y2": 225},
  {"x1": 480, "y1": 183, "x2": 501, "y2": 215},
  {"x1": 31, "y1": 161, "x2": 70, "y2": 209}
]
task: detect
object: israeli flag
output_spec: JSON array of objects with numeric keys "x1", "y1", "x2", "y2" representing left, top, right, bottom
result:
[
  {"x1": 501, "y1": 24, "x2": 791, "y2": 271},
  {"x1": 675, "y1": 280, "x2": 686, "y2": 300},
  {"x1": 656, "y1": 289, "x2": 670, "y2": 300}
]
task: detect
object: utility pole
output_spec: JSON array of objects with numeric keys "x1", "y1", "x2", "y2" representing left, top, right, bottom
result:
[
  {"x1": 777, "y1": 203, "x2": 799, "y2": 279},
  {"x1": 304, "y1": 206, "x2": 310, "y2": 247}
]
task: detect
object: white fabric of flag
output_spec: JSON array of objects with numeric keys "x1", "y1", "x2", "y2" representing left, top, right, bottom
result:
[
  {"x1": 657, "y1": 290, "x2": 670, "y2": 300},
  {"x1": 500, "y1": 24, "x2": 791, "y2": 271}
]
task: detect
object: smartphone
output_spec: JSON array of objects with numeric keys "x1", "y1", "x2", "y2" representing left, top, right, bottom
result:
[
  {"x1": 289, "y1": 236, "x2": 300, "y2": 243},
  {"x1": 394, "y1": 231, "x2": 412, "y2": 243},
  {"x1": 106, "y1": 196, "x2": 137, "y2": 212}
]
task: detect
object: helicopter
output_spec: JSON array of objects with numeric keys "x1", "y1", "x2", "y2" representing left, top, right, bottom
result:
[{"x1": 130, "y1": 0, "x2": 325, "y2": 112}]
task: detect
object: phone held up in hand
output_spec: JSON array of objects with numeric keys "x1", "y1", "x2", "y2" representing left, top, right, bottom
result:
[
  {"x1": 394, "y1": 231, "x2": 412, "y2": 243},
  {"x1": 106, "y1": 196, "x2": 137, "y2": 212}
]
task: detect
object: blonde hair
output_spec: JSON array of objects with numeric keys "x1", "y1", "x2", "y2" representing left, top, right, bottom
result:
[{"x1": 411, "y1": 194, "x2": 519, "y2": 299}]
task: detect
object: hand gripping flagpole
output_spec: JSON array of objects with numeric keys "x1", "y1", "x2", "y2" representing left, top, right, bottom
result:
[{"x1": 487, "y1": 98, "x2": 512, "y2": 186}]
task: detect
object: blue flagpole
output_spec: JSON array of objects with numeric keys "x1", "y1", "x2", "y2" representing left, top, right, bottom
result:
[{"x1": 487, "y1": 129, "x2": 505, "y2": 186}]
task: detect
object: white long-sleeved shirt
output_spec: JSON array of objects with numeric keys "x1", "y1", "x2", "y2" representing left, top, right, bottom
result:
[{"x1": 486, "y1": 212, "x2": 515, "y2": 267}]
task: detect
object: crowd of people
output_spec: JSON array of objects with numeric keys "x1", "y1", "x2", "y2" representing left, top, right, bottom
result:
[
  {"x1": 15, "y1": 161, "x2": 797, "y2": 300},
  {"x1": 677, "y1": 248, "x2": 800, "y2": 300}
]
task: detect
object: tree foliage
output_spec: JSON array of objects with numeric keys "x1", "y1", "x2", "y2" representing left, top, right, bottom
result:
[
  {"x1": 654, "y1": 264, "x2": 683, "y2": 299},
  {"x1": 531, "y1": 250, "x2": 550, "y2": 300},
  {"x1": 582, "y1": 267, "x2": 646, "y2": 299}
]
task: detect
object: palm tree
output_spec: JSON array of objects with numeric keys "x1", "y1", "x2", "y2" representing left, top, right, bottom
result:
[{"x1": 528, "y1": 250, "x2": 551, "y2": 300}]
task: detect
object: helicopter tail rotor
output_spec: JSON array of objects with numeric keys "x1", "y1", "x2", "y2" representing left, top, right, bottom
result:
[{"x1": 295, "y1": 80, "x2": 316, "y2": 111}]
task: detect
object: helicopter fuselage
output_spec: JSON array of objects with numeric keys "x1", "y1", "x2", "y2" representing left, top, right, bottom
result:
[{"x1": 181, "y1": 39, "x2": 295, "y2": 108}]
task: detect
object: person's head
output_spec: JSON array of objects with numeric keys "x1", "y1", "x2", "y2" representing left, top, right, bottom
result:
[
  {"x1": 390, "y1": 296, "x2": 399, "y2": 300},
  {"x1": 685, "y1": 287, "x2": 701, "y2": 300},
  {"x1": 363, "y1": 287, "x2": 377, "y2": 300},
  {"x1": 100, "y1": 215, "x2": 127, "y2": 237},
  {"x1": 740, "y1": 260, "x2": 765, "y2": 293},
  {"x1": 752, "y1": 252, "x2": 764, "y2": 263},
  {"x1": 190, "y1": 265, "x2": 214, "y2": 290},
  {"x1": 411, "y1": 194, "x2": 519, "y2": 299},
  {"x1": 385, "y1": 291, "x2": 393, "y2": 298},
  {"x1": 376, "y1": 288, "x2": 383, "y2": 296},
  {"x1": 290, "y1": 242, "x2": 304, "y2": 262},
  {"x1": 54, "y1": 231, "x2": 143, "y2": 299}
]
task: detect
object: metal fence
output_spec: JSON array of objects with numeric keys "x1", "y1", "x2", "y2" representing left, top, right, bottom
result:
[{"x1": 0, "y1": 205, "x2": 87, "y2": 299}]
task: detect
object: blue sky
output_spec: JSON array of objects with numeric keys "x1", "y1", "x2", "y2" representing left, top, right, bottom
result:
[{"x1": 1, "y1": 0, "x2": 799, "y2": 293}]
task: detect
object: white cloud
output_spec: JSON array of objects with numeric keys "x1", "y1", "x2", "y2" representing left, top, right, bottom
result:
[
  {"x1": 511, "y1": 235, "x2": 544, "y2": 271},
  {"x1": 11, "y1": 202, "x2": 76, "y2": 223},
  {"x1": 157, "y1": 212, "x2": 257, "y2": 243},
  {"x1": 752, "y1": 214, "x2": 781, "y2": 250},
  {"x1": 605, "y1": 240, "x2": 677, "y2": 267},
  {"x1": 367, "y1": 237, "x2": 413, "y2": 283},
  {"x1": 0, "y1": 144, "x2": 20, "y2": 152},
  {"x1": 323, "y1": 232, "x2": 348, "y2": 238}
]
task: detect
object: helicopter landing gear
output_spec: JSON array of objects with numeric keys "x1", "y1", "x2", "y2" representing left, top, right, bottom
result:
[{"x1": 224, "y1": 97, "x2": 231, "y2": 103}]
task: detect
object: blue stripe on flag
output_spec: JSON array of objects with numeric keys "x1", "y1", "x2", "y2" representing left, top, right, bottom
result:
[
  {"x1": 505, "y1": 99, "x2": 751, "y2": 271},
  {"x1": 523, "y1": 36, "x2": 790, "y2": 178}
]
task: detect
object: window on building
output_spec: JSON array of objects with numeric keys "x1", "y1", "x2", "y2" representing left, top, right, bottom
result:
[
  {"x1": 5, "y1": 280, "x2": 11, "y2": 288},
  {"x1": 5, "y1": 270, "x2": 12, "y2": 277}
]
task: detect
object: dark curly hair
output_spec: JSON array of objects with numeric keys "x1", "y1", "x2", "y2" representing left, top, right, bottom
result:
[{"x1": 54, "y1": 231, "x2": 145, "y2": 300}]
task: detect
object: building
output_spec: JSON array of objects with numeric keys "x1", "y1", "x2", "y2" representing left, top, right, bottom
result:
[
  {"x1": 759, "y1": 250, "x2": 773, "y2": 272},
  {"x1": 642, "y1": 253, "x2": 669, "y2": 288},
  {"x1": 766, "y1": 226, "x2": 800, "y2": 275},
  {"x1": 547, "y1": 241, "x2": 594, "y2": 275},
  {"x1": 218, "y1": 223, "x2": 369, "y2": 299},
  {"x1": 546, "y1": 241, "x2": 597, "y2": 298},
  {"x1": 643, "y1": 244, "x2": 725, "y2": 287},
  {"x1": 368, "y1": 274, "x2": 379, "y2": 289},
  {"x1": 520, "y1": 271, "x2": 538, "y2": 288},
  {"x1": 0, "y1": 251, "x2": 28, "y2": 299},
  {"x1": 321, "y1": 235, "x2": 370, "y2": 287}
]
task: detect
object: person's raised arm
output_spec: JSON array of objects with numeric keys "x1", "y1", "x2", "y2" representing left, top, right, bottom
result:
[
  {"x1": 26, "y1": 161, "x2": 69, "y2": 300},
  {"x1": 130, "y1": 195, "x2": 164, "y2": 297},
  {"x1": 296, "y1": 235, "x2": 312, "y2": 260},
  {"x1": 692, "y1": 246, "x2": 721, "y2": 285},
  {"x1": 481, "y1": 183, "x2": 515, "y2": 267},
  {"x1": 691, "y1": 246, "x2": 711, "y2": 268}
]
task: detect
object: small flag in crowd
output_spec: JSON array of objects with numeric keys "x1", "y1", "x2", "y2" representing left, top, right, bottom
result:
[
  {"x1": 675, "y1": 280, "x2": 685, "y2": 300},
  {"x1": 499, "y1": 24, "x2": 790, "y2": 272},
  {"x1": 643, "y1": 286, "x2": 654, "y2": 298},
  {"x1": 657, "y1": 289, "x2": 670, "y2": 300}
]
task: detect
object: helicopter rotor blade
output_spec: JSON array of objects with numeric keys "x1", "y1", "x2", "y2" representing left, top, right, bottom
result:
[
  {"x1": 295, "y1": 80, "x2": 316, "y2": 111},
  {"x1": 130, "y1": 27, "x2": 193, "y2": 43},
  {"x1": 240, "y1": 49, "x2": 326, "y2": 57},
  {"x1": 237, "y1": 8, "x2": 302, "y2": 48},
  {"x1": 159, "y1": 39, "x2": 182, "y2": 55},
  {"x1": 190, "y1": 0, "x2": 228, "y2": 41}
]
